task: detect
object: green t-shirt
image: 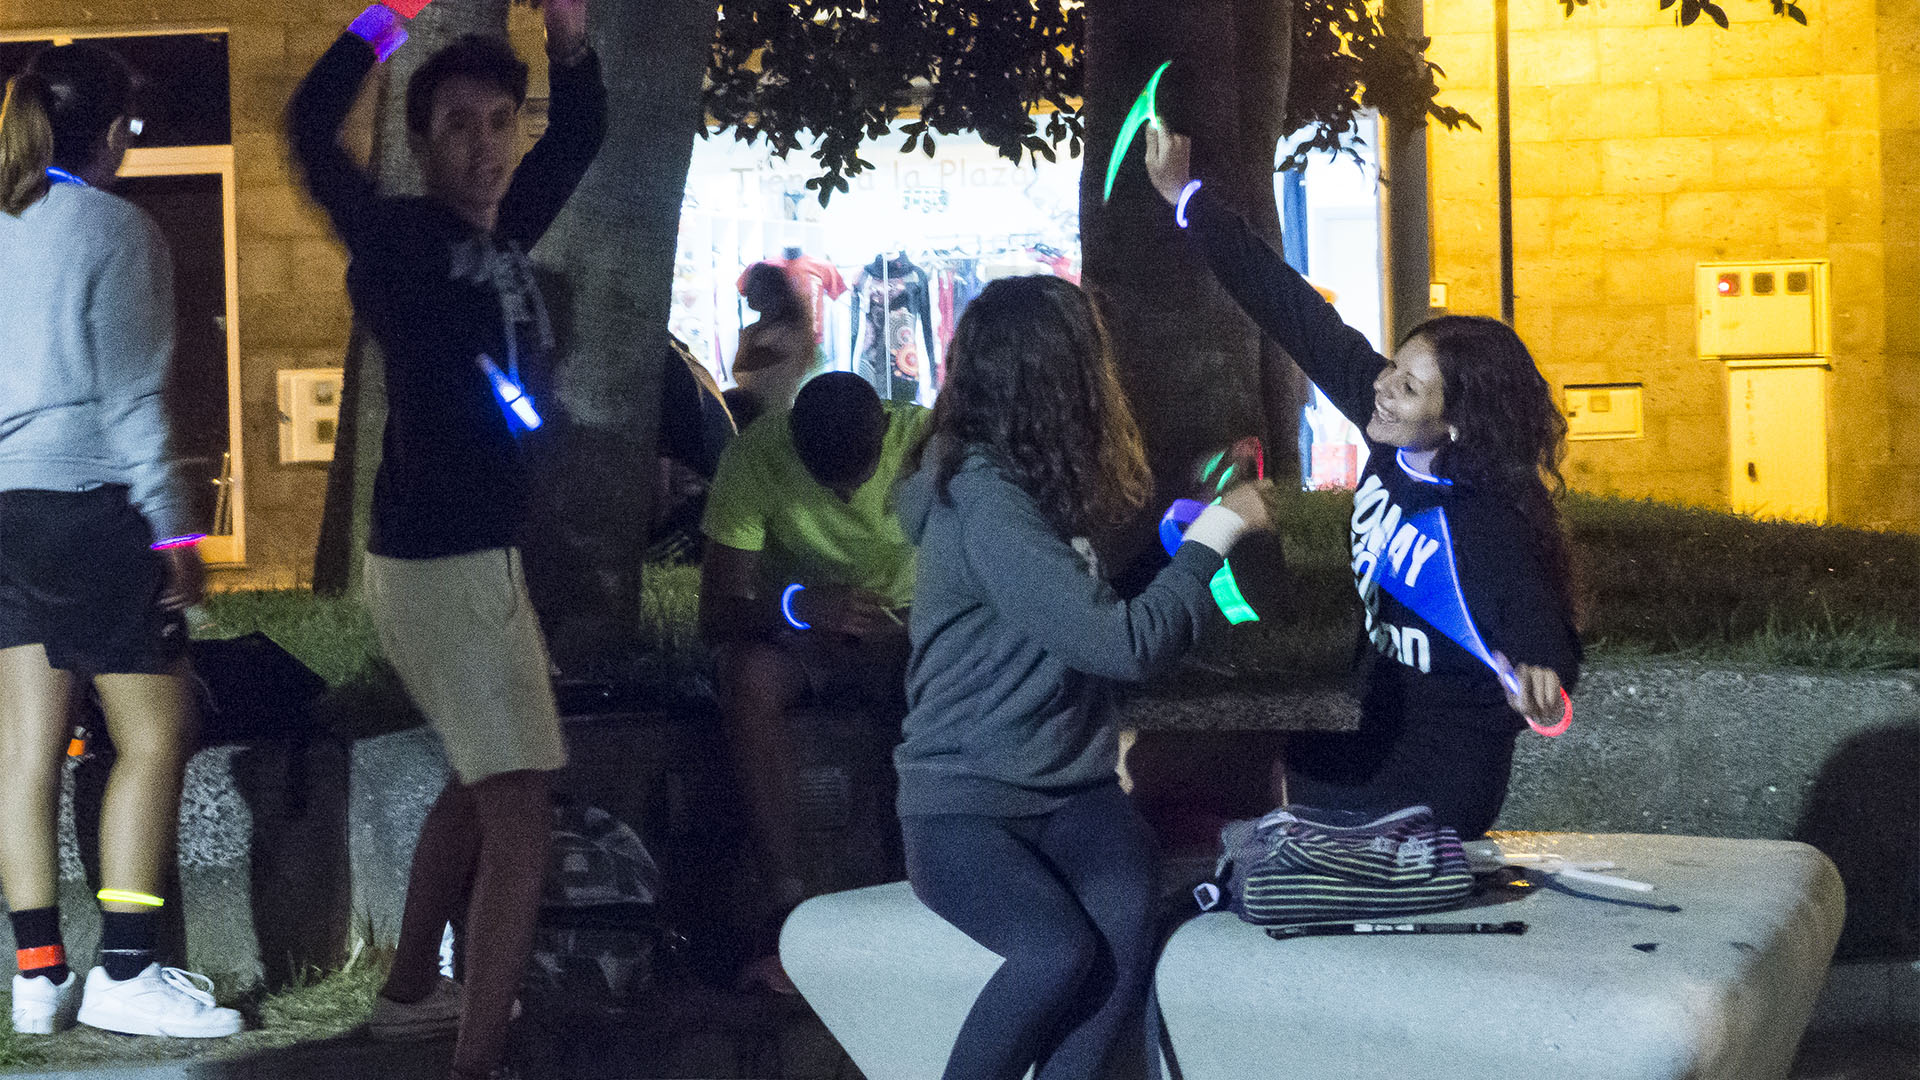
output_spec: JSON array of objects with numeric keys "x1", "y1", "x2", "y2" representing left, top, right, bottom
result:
[{"x1": 701, "y1": 402, "x2": 928, "y2": 607}]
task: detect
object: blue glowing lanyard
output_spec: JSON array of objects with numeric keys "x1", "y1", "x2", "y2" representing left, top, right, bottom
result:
[{"x1": 45, "y1": 167, "x2": 88, "y2": 187}]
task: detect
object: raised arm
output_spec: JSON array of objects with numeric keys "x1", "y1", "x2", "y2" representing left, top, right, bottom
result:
[
  {"x1": 1143, "y1": 125, "x2": 1387, "y2": 429},
  {"x1": 497, "y1": 0, "x2": 607, "y2": 247},
  {"x1": 286, "y1": 30, "x2": 381, "y2": 249}
]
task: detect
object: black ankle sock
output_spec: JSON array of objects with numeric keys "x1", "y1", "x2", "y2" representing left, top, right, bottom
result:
[
  {"x1": 9, "y1": 907, "x2": 70, "y2": 984},
  {"x1": 100, "y1": 910, "x2": 157, "y2": 981}
]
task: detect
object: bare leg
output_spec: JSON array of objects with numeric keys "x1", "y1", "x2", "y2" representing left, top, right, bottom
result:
[
  {"x1": 0, "y1": 645, "x2": 76, "y2": 913},
  {"x1": 91, "y1": 660, "x2": 197, "y2": 911},
  {"x1": 449, "y1": 769, "x2": 551, "y2": 1079},
  {"x1": 715, "y1": 641, "x2": 808, "y2": 897},
  {"x1": 380, "y1": 781, "x2": 480, "y2": 1004}
]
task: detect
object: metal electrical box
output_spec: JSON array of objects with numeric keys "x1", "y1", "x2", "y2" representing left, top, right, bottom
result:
[
  {"x1": 1696, "y1": 260, "x2": 1829, "y2": 359},
  {"x1": 1563, "y1": 383, "x2": 1644, "y2": 441},
  {"x1": 277, "y1": 368, "x2": 343, "y2": 464}
]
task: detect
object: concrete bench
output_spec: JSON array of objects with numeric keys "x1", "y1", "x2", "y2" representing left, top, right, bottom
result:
[{"x1": 781, "y1": 832, "x2": 1845, "y2": 1080}]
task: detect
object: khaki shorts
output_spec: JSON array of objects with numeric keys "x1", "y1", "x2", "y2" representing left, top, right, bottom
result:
[{"x1": 363, "y1": 548, "x2": 565, "y2": 784}]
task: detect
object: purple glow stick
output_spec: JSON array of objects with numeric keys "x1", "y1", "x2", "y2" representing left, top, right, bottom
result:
[{"x1": 348, "y1": 4, "x2": 408, "y2": 62}]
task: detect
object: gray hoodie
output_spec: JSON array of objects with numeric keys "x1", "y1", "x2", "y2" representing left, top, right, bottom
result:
[
  {"x1": 893, "y1": 448, "x2": 1225, "y2": 817},
  {"x1": 0, "y1": 182, "x2": 188, "y2": 540}
]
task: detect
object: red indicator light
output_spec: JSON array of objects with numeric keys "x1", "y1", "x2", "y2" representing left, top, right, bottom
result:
[{"x1": 1716, "y1": 272, "x2": 1741, "y2": 296}]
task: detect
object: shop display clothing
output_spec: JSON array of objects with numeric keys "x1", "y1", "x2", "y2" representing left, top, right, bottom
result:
[
  {"x1": 851, "y1": 254, "x2": 938, "y2": 404},
  {"x1": 739, "y1": 255, "x2": 847, "y2": 346},
  {"x1": 1180, "y1": 184, "x2": 1581, "y2": 837},
  {"x1": 287, "y1": 33, "x2": 607, "y2": 559}
]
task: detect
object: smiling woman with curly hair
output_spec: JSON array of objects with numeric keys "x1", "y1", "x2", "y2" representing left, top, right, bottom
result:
[{"x1": 1147, "y1": 124, "x2": 1582, "y2": 842}]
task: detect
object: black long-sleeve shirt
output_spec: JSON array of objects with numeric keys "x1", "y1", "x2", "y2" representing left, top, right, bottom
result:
[
  {"x1": 1182, "y1": 186, "x2": 1581, "y2": 729},
  {"x1": 288, "y1": 34, "x2": 606, "y2": 558}
]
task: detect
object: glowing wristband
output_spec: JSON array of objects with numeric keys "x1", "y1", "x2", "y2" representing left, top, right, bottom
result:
[
  {"x1": 477, "y1": 354, "x2": 543, "y2": 431},
  {"x1": 347, "y1": 4, "x2": 409, "y2": 62},
  {"x1": 1528, "y1": 689, "x2": 1574, "y2": 738},
  {"x1": 384, "y1": 0, "x2": 433, "y2": 16},
  {"x1": 45, "y1": 167, "x2": 88, "y2": 187},
  {"x1": 780, "y1": 583, "x2": 810, "y2": 630},
  {"x1": 150, "y1": 533, "x2": 206, "y2": 550},
  {"x1": 1174, "y1": 180, "x2": 1202, "y2": 229},
  {"x1": 97, "y1": 888, "x2": 166, "y2": 908},
  {"x1": 1395, "y1": 448, "x2": 1453, "y2": 487},
  {"x1": 1103, "y1": 60, "x2": 1172, "y2": 203},
  {"x1": 1158, "y1": 498, "x2": 1208, "y2": 558}
]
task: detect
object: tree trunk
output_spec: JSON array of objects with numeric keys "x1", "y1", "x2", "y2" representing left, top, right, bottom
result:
[
  {"x1": 1081, "y1": 0, "x2": 1296, "y2": 558},
  {"x1": 312, "y1": 0, "x2": 511, "y2": 594},
  {"x1": 523, "y1": 0, "x2": 717, "y2": 677}
]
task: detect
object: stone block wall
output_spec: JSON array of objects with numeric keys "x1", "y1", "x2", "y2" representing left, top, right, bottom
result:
[{"x1": 1424, "y1": 0, "x2": 1916, "y2": 531}]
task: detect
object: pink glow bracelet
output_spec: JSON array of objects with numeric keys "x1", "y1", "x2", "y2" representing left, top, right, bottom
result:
[{"x1": 150, "y1": 534, "x2": 207, "y2": 551}]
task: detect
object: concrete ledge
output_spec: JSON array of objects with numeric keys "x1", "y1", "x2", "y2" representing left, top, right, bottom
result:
[
  {"x1": 782, "y1": 834, "x2": 1845, "y2": 1080},
  {"x1": 1159, "y1": 833, "x2": 1844, "y2": 1080},
  {"x1": 781, "y1": 882, "x2": 1000, "y2": 1080}
]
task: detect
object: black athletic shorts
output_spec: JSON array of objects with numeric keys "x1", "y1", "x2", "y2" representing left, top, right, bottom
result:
[{"x1": 0, "y1": 486, "x2": 188, "y2": 676}]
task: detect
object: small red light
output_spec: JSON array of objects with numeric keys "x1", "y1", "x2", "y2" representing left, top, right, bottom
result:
[{"x1": 1717, "y1": 272, "x2": 1741, "y2": 297}]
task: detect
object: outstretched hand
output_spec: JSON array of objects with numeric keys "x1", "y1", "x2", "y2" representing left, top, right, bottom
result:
[
  {"x1": 1494, "y1": 651, "x2": 1566, "y2": 727},
  {"x1": 1143, "y1": 124, "x2": 1192, "y2": 205},
  {"x1": 543, "y1": 0, "x2": 588, "y2": 63}
]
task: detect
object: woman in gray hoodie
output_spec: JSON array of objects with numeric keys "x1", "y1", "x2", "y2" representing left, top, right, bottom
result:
[
  {"x1": 0, "y1": 44, "x2": 238, "y2": 1039},
  {"x1": 892, "y1": 275, "x2": 1273, "y2": 1080}
]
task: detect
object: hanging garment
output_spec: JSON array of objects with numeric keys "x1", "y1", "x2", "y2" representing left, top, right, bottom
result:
[{"x1": 851, "y1": 254, "x2": 937, "y2": 404}]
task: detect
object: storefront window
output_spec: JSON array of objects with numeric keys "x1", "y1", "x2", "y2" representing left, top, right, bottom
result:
[{"x1": 674, "y1": 122, "x2": 1082, "y2": 406}]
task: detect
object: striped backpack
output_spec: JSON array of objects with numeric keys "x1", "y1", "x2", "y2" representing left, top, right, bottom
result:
[{"x1": 1195, "y1": 804, "x2": 1474, "y2": 925}]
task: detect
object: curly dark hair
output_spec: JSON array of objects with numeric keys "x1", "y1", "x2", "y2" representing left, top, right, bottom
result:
[
  {"x1": 910, "y1": 275, "x2": 1151, "y2": 538},
  {"x1": 1410, "y1": 314, "x2": 1577, "y2": 624}
]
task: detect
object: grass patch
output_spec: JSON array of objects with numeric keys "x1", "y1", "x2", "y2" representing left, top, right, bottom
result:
[{"x1": 197, "y1": 493, "x2": 1915, "y2": 717}]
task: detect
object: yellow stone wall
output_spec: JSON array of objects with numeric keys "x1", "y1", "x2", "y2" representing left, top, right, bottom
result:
[{"x1": 1425, "y1": 0, "x2": 1917, "y2": 531}]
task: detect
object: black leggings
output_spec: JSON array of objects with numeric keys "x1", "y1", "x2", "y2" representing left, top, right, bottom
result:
[
  {"x1": 1284, "y1": 711, "x2": 1520, "y2": 840},
  {"x1": 901, "y1": 782, "x2": 1158, "y2": 1080}
]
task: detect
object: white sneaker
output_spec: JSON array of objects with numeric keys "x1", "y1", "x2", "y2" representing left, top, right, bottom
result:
[
  {"x1": 10, "y1": 970, "x2": 81, "y2": 1034},
  {"x1": 367, "y1": 976, "x2": 463, "y2": 1041},
  {"x1": 76, "y1": 965, "x2": 243, "y2": 1037}
]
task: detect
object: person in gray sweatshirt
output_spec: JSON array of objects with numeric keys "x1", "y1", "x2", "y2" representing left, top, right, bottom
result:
[
  {"x1": 892, "y1": 275, "x2": 1273, "y2": 1080},
  {"x1": 0, "y1": 44, "x2": 240, "y2": 1039}
]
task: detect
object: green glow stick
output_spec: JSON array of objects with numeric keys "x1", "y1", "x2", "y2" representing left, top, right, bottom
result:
[
  {"x1": 1210, "y1": 564, "x2": 1259, "y2": 624},
  {"x1": 1103, "y1": 61, "x2": 1172, "y2": 203}
]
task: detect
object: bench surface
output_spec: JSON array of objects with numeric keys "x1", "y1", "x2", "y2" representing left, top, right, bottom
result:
[{"x1": 784, "y1": 833, "x2": 1844, "y2": 1080}]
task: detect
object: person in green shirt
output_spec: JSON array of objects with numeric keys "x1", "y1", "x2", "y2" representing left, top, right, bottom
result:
[{"x1": 698, "y1": 372, "x2": 926, "y2": 991}]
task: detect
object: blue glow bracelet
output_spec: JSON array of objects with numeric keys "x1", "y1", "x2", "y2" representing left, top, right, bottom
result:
[
  {"x1": 1174, "y1": 179, "x2": 1202, "y2": 229},
  {"x1": 45, "y1": 167, "x2": 88, "y2": 187},
  {"x1": 780, "y1": 583, "x2": 810, "y2": 630},
  {"x1": 348, "y1": 4, "x2": 409, "y2": 62},
  {"x1": 150, "y1": 533, "x2": 206, "y2": 551}
]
